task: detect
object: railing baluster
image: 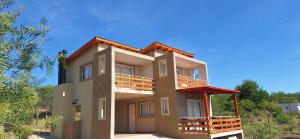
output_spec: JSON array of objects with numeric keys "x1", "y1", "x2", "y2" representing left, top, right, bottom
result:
[
  {"x1": 178, "y1": 117, "x2": 241, "y2": 134},
  {"x1": 115, "y1": 73, "x2": 154, "y2": 91}
]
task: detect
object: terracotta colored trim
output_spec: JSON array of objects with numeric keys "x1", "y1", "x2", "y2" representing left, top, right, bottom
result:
[
  {"x1": 66, "y1": 37, "x2": 138, "y2": 63},
  {"x1": 202, "y1": 91, "x2": 210, "y2": 118},
  {"x1": 233, "y1": 95, "x2": 240, "y2": 116},
  {"x1": 95, "y1": 37, "x2": 139, "y2": 52},
  {"x1": 177, "y1": 86, "x2": 240, "y2": 94},
  {"x1": 139, "y1": 42, "x2": 194, "y2": 58}
]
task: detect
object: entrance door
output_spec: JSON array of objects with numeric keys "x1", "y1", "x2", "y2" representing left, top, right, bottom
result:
[
  {"x1": 187, "y1": 99, "x2": 204, "y2": 118},
  {"x1": 128, "y1": 104, "x2": 136, "y2": 132}
]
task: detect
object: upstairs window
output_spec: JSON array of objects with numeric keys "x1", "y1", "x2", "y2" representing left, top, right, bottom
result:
[
  {"x1": 80, "y1": 64, "x2": 92, "y2": 81},
  {"x1": 159, "y1": 59, "x2": 167, "y2": 77},
  {"x1": 198, "y1": 64, "x2": 208, "y2": 81},
  {"x1": 115, "y1": 64, "x2": 134, "y2": 75},
  {"x1": 98, "y1": 54, "x2": 106, "y2": 75},
  {"x1": 140, "y1": 102, "x2": 154, "y2": 116},
  {"x1": 176, "y1": 67, "x2": 183, "y2": 76}
]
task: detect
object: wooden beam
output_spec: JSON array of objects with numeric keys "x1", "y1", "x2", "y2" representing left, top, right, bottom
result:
[
  {"x1": 233, "y1": 94, "x2": 240, "y2": 117},
  {"x1": 202, "y1": 91, "x2": 210, "y2": 118}
]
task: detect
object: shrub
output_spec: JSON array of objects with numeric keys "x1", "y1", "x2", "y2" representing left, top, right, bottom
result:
[
  {"x1": 45, "y1": 115, "x2": 63, "y2": 133},
  {"x1": 0, "y1": 132, "x2": 16, "y2": 139},
  {"x1": 276, "y1": 113, "x2": 292, "y2": 124},
  {"x1": 239, "y1": 99, "x2": 255, "y2": 112},
  {"x1": 17, "y1": 127, "x2": 33, "y2": 139}
]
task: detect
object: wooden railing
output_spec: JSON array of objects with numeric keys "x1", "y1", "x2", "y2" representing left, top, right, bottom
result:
[
  {"x1": 115, "y1": 73, "x2": 154, "y2": 91},
  {"x1": 177, "y1": 75, "x2": 208, "y2": 89},
  {"x1": 178, "y1": 116, "x2": 242, "y2": 134}
]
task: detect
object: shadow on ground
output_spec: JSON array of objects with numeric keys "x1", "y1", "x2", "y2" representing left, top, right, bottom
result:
[{"x1": 29, "y1": 132, "x2": 58, "y2": 139}]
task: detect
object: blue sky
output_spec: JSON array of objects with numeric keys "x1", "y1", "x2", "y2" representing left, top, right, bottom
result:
[{"x1": 16, "y1": 0, "x2": 300, "y2": 93}]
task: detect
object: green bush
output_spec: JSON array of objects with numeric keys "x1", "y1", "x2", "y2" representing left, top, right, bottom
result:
[
  {"x1": 276, "y1": 113, "x2": 292, "y2": 124},
  {"x1": 17, "y1": 127, "x2": 33, "y2": 139},
  {"x1": 45, "y1": 115, "x2": 63, "y2": 133},
  {"x1": 239, "y1": 99, "x2": 255, "y2": 112},
  {"x1": 0, "y1": 132, "x2": 16, "y2": 139}
]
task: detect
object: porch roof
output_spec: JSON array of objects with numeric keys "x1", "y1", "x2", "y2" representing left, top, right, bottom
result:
[{"x1": 177, "y1": 86, "x2": 240, "y2": 95}]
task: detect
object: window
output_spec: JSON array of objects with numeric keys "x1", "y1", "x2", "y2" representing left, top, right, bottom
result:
[
  {"x1": 81, "y1": 64, "x2": 92, "y2": 80},
  {"x1": 140, "y1": 102, "x2": 154, "y2": 116},
  {"x1": 159, "y1": 59, "x2": 167, "y2": 77},
  {"x1": 198, "y1": 64, "x2": 208, "y2": 81},
  {"x1": 115, "y1": 63, "x2": 134, "y2": 75},
  {"x1": 98, "y1": 54, "x2": 106, "y2": 76},
  {"x1": 160, "y1": 97, "x2": 170, "y2": 115},
  {"x1": 98, "y1": 97, "x2": 106, "y2": 120},
  {"x1": 176, "y1": 67, "x2": 183, "y2": 76},
  {"x1": 194, "y1": 68, "x2": 199, "y2": 80},
  {"x1": 187, "y1": 99, "x2": 204, "y2": 118}
]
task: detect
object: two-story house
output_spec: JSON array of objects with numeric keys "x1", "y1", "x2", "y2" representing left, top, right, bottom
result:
[{"x1": 52, "y1": 37, "x2": 243, "y2": 139}]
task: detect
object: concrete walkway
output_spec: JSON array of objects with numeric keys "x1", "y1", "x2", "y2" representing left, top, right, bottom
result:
[
  {"x1": 115, "y1": 133, "x2": 173, "y2": 139},
  {"x1": 28, "y1": 132, "x2": 58, "y2": 139}
]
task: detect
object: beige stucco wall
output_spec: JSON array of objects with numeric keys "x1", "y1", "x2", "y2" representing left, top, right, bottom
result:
[
  {"x1": 115, "y1": 96, "x2": 155, "y2": 133},
  {"x1": 153, "y1": 52, "x2": 179, "y2": 138},
  {"x1": 52, "y1": 83, "x2": 74, "y2": 138},
  {"x1": 140, "y1": 63, "x2": 153, "y2": 78},
  {"x1": 91, "y1": 47, "x2": 115, "y2": 139},
  {"x1": 62, "y1": 43, "x2": 112, "y2": 139},
  {"x1": 64, "y1": 46, "x2": 99, "y2": 139}
]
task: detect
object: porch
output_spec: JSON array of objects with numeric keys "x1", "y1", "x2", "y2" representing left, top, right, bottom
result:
[{"x1": 177, "y1": 86, "x2": 242, "y2": 134}]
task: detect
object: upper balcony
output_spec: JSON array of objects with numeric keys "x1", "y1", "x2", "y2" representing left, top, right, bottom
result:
[
  {"x1": 175, "y1": 53, "x2": 209, "y2": 89},
  {"x1": 115, "y1": 73, "x2": 154, "y2": 92},
  {"x1": 177, "y1": 75, "x2": 208, "y2": 89},
  {"x1": 113, "y1": 48, "x2": 155, "y2": 100}
]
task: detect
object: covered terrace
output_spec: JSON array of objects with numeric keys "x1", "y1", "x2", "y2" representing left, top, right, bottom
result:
[{"x1": 177, "y1": 86, "x2": 242, "y2": 134}]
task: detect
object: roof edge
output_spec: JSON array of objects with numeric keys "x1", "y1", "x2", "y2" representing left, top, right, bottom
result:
[
  {"x1": 66, "y1": 37, "x2": 139, "y2": 63},
  {"x1": 140, "y1": 42, "x2": 194, "y2": 58}
]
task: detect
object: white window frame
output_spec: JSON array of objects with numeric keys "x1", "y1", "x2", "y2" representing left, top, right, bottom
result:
[
  {"x1": 160, "y1": 97, "x2": 170, "y2": 116},
  {"x1": 98, "y1": 97, "x2": 106, "y2": 120},
  {"x1": 140, "y1": 102, "x2": 154, "y2": 117},
  {"x1": 159, "y1": 59, "x2": 168, "y2": 77},
  {"x1": 98, "y1": 54, "x2": 106, "y2": 76}
]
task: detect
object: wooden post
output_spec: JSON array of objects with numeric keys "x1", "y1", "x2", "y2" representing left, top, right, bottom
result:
[
  {"x1": 202, "y1": 91, "x2": 210, "y2": 118},
  {"x1": 233, "y1": 94, "x2": 240, "y2": 117},
  {"x1": 202, "y1": 91, "x2": 211, "y2": 133}
]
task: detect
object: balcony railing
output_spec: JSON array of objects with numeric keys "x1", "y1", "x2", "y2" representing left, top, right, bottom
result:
[
  {"x1": 178, "y1": 116, "x2": 242, "y2": 134},
  {"x1": 177, "y1": 75, "x2": 208, "y2": 89},
  {"x1": 115, "y1": 73, "x2": 154, "y2": 91}
]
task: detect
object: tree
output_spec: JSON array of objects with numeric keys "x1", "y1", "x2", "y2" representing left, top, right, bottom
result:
[
  {"x1": 36, "y1": 85, "x2": 55, "y2": 118},
  {"x1": 270, "y1": 91, "x2": 298, "y2": 104},
  {"x1": 0, "y1": 0, "x2": 53, "y2": 137},
  {"x1": 236, "y1": 80, "x2": 269, "y2": 104}
]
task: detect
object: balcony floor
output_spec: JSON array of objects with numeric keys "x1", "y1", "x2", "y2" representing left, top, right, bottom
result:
[{"x1": 115, "y1": 91, "x2": 153, "y2": 101}]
